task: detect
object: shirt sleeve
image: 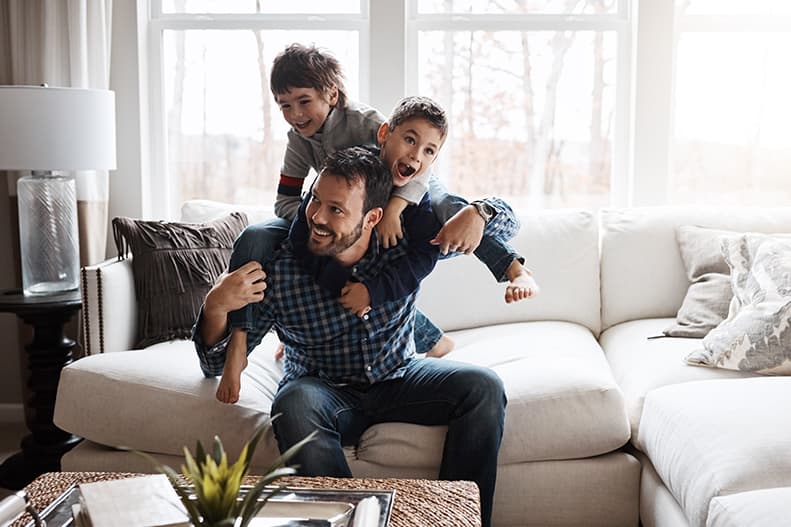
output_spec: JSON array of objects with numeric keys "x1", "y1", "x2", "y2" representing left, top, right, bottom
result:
[
  {"x1": 276, "y1": 131, "x2": 313, "y2": 220},
  {"x1": 364, "y1": 195, "x2": 441, "y2": 306},
  {"x1": 391, "y1": 167, "x2": 430, "y2": 205},
  {"x1": 192, "y1": 302, "x2": 276, "y2": 378}
]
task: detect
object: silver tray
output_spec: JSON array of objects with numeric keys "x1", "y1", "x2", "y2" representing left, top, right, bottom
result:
[{"x1": 28, "y1": 484, "x2": 395, "y2": 527}]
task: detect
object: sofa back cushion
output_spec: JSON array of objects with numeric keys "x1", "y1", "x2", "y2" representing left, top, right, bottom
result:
[
  {"x1": 418, "y1": 209, "x2": 601, "y2": 334},
  {"x1": 599, "y1": 207, "x2": 791, "y2": 331},
  {"x1": 182, "y1": 201, "x2": 602, "y2": 335}
]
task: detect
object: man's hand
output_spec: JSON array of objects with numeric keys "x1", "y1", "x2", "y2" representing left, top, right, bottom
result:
[
  {"x1": 340, "y1": 281, "x2": 372, "y2": 318},
  {"x1": 377, "y1": 206, "x2": 404, "y2": 249},
  {"x1": 205, "y1": 261, "x2": 267, "y2": 317},
  {"x1": 431, "y1": 205, "x2": 485, "y2": 255}
]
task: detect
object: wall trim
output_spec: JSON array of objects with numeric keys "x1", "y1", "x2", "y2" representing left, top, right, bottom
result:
[{"x1": 0, "y1": 404, "x2": 24, "y2": 424}]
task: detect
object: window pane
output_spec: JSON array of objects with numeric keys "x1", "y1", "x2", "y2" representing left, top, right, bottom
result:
[
  {"x1": 418, "y1": 30, "x2": 617, "y2": 210},
  {"x1": 670, "y1": 32, "x2": 791, "y2": 206},
  {"x1": 676, "y1": 0, "x2": 791, "y2": 16},
  {"x1": 162, "y1": 0, "x2": 360, "y2": 15},
  {"x1": 163, "y1": 31, "x2": 359, "y2": 206},
  {"x1": 417, "y1": 0, "x2": 617, "y2": 15}
]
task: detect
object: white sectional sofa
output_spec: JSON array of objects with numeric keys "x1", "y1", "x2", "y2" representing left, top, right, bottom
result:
[{"x1": 53, "y1": 204, "x2": 791, "y2": 527}]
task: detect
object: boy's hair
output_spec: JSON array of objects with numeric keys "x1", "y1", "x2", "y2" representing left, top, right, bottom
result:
[
  {"x1": 270, "y1": 43, "x2": 347, "y2": 108},
  {"x1": 387, "y1": 96, "x2": 448, "y2": 139},
  {"x1": 321, "y1": 146, "x2": 391, "y2": 213}
]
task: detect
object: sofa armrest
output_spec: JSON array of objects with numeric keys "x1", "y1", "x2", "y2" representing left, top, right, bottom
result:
[{"x1": 81, "y1": 257, "x2": 137, "y2": 354}]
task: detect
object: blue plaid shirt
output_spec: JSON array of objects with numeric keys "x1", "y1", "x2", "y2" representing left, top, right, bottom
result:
[{"x1": 194, "y1": 236, "x2": 426, "y2": 386}]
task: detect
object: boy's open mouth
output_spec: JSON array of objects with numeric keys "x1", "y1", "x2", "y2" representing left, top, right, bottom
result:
[{"x1": 397, "y1": 163, "x2": 416, "y2": 178}]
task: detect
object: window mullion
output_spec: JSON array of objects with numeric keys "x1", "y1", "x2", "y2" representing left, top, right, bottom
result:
[{"x1": 369, "y1": 0, "x2": 407, "y2": 114}]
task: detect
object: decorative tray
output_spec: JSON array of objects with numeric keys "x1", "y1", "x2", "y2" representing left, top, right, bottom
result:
[{"x1": 27, "y1": 484, "x2": 395, "y2": 527}]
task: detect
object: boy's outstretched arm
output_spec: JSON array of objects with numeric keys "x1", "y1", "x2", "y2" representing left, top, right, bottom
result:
[{"x1": 362, "y1": 194, "x2": 441, "y2": 308}]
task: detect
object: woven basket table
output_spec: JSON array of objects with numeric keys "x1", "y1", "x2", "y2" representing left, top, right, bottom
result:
[{"x1": 15, "y1": 472, "x2": 481, "y2": 527}]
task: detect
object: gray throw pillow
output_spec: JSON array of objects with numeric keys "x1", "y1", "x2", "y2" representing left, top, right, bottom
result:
[
  {"x1": 664, "y1": 226, "x2": 739, "y2": 338},
  {"x1": 112, "y1": 212, "x2": 248, "y2": 348},
  {"x1": 686, "y1": 234, "x2": 791, "y2": 374}
]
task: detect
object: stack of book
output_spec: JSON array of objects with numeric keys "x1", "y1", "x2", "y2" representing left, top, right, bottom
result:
[{"x1": 73, "y1": 475, "x2": 189, "y2": 527}]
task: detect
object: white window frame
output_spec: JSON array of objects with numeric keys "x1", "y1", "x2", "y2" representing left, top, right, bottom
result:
[
  {"x1": 145, "y1": 0, "x2": 371, "y2": 219},
  {"x1": 398, "y1": 0, "x2": 636, "y2": 207}
]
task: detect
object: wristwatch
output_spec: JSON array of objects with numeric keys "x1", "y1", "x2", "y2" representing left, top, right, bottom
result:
[{"x1": 471, "y1": 200, "x2": 496, "y2": 224}]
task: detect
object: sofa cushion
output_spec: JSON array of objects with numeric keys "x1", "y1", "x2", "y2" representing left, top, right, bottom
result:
[
  {"x1": 707, "y1": 487, "x2": 791, "y2": 527},
  {"x1": 687, "y1": 235, "x2": 791, "y2": 374},
  {"x1": 182, "y1": 200, "x2": 603, "y2": 336},
  {"x1": 664, "y1": 226, "x2": 738, "y2": 338},
  {"x1": 637, "y1": 378, "x2": 791, "y2": 527},
  {"x1": 600, "y1": 318, "x2": 756, "y2": 439},
  {"x1": 56, "y1": 321, "x2": 629, "y2": 470},
  {"x1": 112, "y1": 213, "x2": 248, "y2": 348},
  {"x1": 599, "y1": 207, "x2": 791, "y2": 331},
  {"x1": 418, "y1": 209, "x2": 601, "y2": 335}
]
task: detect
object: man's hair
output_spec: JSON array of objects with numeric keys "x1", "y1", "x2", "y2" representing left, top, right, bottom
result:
[
  {"x1": 270, "y1": 43, "x2": 347, "y2": 108},
  {"x1": 321, "y1": 147, "x2": 391, "y2": 213},
  {"x1": 387, "y1": 96, "x2": 448, "y2": 139}
]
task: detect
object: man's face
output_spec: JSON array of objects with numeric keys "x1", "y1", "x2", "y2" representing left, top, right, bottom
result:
[
  {"x1": 378, "y1": 118, "x2": 444, "y2": 187},
  {"x1": 275, "y1": 86, "x2": 337, "y2": 138},
  {"x1": 305, "y1": 172, "x2": 367, "y2": 257}
]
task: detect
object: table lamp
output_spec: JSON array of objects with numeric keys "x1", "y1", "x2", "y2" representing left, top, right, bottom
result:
[{"x1": 0, "y1": 86, "x2": 116, "y2": 295}]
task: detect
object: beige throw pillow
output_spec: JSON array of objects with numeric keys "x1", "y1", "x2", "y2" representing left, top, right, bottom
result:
[
  {"x1": 664, "y1": 226, "x2": 739, "y2": 338},
  {"x1": 686, "y1": 234, "x2": 791, "y2": 374}
]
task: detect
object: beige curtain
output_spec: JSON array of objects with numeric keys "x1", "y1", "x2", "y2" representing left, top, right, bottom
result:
[{"x1": 1, "y1": 0, "x2": 113, "y2": 266}]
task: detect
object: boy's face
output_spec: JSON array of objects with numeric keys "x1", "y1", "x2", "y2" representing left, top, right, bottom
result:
[
  {"x1": 275, "y1": 86, "x2": 338, "y2": 138},
  {"x1": 377, "y1": 118, "x2": 444, "y2": 187}
]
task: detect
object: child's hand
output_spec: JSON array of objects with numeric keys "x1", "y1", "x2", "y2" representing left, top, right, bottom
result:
[
  {"x1": 431, "y1": 205, "x2": 485, "y2": 255},
  {"x1": 377, "y1": 206, "x2": 404, "y2": 249},
  {"x1": 340, "y1": 281, "x2": 372, "y2": 317}
]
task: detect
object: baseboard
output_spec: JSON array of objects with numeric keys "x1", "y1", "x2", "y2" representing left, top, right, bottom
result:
[{"x1": 0, "y1": 404, "x2": 24, "y2": 424}]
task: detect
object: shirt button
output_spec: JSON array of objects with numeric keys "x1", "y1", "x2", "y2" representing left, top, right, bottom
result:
[
  {"x1": 363, "y1": 314, "x2": 369, "y2": 320},
  {"x1": 352, "y1": 266, "x2": 358, "y2": 274},
  {"x1": 366, "y1": 365, "x2": 372, "y2": 371},
  {"x1": 361, "y1": 337, "x2": 368, "y2": 343}
]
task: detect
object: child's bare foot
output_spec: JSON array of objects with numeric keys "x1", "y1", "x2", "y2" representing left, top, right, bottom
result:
[
  {"x1": 426, "y1": 334, "x2": 455, "y2": 358},
  {"x1": 217, "y1": 331, "x2": 248, "y2": 404},
  {"x1": 274, "y1": 342, "x2": 285, "y2": 361},
  {"x1": 505, "y1": 261, "x2": 540, "y2": 304}
]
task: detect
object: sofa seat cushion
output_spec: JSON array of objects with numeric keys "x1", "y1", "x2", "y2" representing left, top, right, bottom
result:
[
  {"x1": 56, "y1": 321, "x2": 628, "y2": 471},
  {"x1": 707, "y1": 487, "x2": 791, "y2": 527},
  {"x1": 637, "y1": 378, "x2": 791, "y2": 527},
  {"x1": 448, "y1": 320, "x2": 630, "y2": 463},
  {"x1": 55, "y1": 334, "x2": 286, "y2": 465},
  {"x1": 600, "y1": 318, "x2": 757, "y2": 439}
]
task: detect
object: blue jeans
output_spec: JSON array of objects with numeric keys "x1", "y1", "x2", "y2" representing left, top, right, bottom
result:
[
  {"x1": 429, "y1": 176, "x2": 523, "y2": 282},
  {"x1": 271, "y1": 358, "x2": 507, "y2": 527}
]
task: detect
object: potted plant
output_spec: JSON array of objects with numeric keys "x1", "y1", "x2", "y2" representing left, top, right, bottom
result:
[{"x1": 141, "y1": 420, "x2": 315, "y2": 527}]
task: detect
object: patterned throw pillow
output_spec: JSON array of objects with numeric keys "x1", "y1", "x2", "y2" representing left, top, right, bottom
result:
[
  {"x1": 686, "y1": 234, "x2": 791, "y2": 374},
  {"x1": 112, "y1": 213, "x2": 248, "y2": 348}
]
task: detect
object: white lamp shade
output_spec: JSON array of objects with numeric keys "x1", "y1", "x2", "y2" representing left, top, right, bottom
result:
[{"x1": 0, "y1": 86, "x2": 116, "y2": 171}]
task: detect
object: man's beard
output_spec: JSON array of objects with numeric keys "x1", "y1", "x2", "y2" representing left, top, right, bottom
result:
[{"x1": 307, "y1": 218, "x2": 364, "y2": 257}]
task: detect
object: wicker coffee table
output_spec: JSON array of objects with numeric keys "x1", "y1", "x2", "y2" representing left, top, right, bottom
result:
[{"x1": 14, "y1": 472, "x2": 481, "y2": 527}]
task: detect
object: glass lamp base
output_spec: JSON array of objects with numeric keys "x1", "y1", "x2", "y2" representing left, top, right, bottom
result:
[{"x1": 17, "y1": 173, "x2": 80, "y2": 296}]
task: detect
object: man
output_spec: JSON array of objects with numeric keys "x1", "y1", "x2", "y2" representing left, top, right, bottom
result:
[{"x1": 193, "y1": 147, "x2": 506, "y2": 527}]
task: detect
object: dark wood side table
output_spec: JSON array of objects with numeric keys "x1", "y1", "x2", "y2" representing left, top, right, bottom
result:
[{"x1": 0, "y1": 289, "x2": 83, "y2": 490}]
